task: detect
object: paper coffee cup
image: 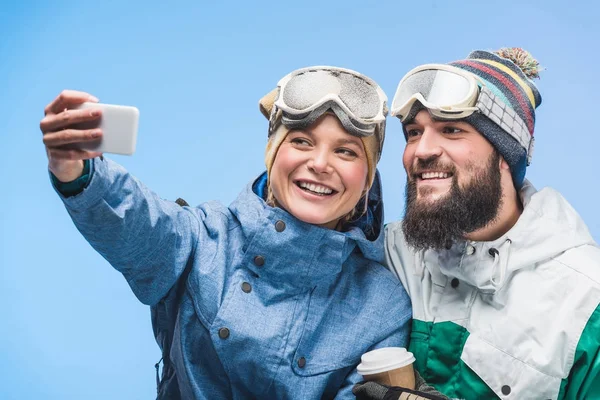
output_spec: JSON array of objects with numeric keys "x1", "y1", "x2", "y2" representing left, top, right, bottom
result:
[{"x1": 356, "y1": 347, "x2": 416, "y2": 389}]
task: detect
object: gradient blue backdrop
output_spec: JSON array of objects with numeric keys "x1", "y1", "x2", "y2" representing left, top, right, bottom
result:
[{"x1": 2, "y1": 1, "x2": 599, "y2": 399}]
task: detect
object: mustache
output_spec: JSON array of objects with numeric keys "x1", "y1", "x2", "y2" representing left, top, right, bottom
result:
[{"x1": 408, "y1": 157, "x2": 456, "y2": 178}]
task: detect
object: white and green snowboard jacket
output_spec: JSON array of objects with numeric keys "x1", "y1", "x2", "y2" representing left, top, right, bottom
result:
[{"x1": 385, "y1": 181, "x2": 600, "y2": 399}]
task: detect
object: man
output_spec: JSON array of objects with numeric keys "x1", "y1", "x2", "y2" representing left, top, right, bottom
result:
[{"x1": 356, "y1": 49, "x2": 600, "y2": 399}]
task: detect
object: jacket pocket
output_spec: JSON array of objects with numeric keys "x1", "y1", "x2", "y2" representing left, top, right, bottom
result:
[
  {"x1": 461, "y1": 334, "x2": 561, "y2": 399},
  {"x1": 290, "y1": 321, "x2": 362, "y2": 377},
  {"x1": 289, "y1": 292, "x2": 367, "y2": 377},
  {"x1": 291, "y1": 337, "x2": 360, "y2": 377},
  {"x1": 408, "y1": 320, "x2": 431, "y2": 377}
]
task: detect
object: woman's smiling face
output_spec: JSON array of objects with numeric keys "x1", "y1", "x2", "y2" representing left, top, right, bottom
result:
[{"x1": 269, "y1": 114, "x2": 368, "y2": 229}]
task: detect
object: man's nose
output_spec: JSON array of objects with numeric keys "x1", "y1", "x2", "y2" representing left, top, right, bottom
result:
[{"x1": 414, "y1": 128, "x2": 443, "y2": 160}]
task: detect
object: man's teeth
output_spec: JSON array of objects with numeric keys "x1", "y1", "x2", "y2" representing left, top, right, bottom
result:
[
  {"x1": 299, "y1": 182, "x2": 333, "y2": 194},
  {"x1": 421, "y1": 172, "x2": 449, "y2": 179}
]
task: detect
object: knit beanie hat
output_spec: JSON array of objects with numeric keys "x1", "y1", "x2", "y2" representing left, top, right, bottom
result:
[
  {"x1": 258, "y1": 87, "x2": 384, "y2": 190},
  {"x1": 449, "y1": 48, "x2": 543, "y2": 187}
]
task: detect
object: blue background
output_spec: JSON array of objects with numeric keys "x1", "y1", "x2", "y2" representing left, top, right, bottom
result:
[{"x1": 1, "y1": 1, "x2": 599, "y2": 398}]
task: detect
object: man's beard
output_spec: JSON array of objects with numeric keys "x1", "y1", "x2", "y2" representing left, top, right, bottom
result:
[{"x1": 402, "y1": 151, "x2": 503, "y2": 251}]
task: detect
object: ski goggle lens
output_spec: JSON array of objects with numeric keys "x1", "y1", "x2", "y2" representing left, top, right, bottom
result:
[
  {"x1": 275, "y1": 67, "x2": 387, "y2": 132},
  {"x1": 391, "y1": 65, "x2": 479, "y2": 121}
]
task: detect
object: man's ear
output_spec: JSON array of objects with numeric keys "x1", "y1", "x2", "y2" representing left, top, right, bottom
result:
[{"x1": 499, "y1": 155, "x2": 510, "y2": 171}]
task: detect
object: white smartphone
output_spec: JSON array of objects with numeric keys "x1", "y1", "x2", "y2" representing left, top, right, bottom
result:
[{"x1": 72, "y1": 102, "x2": 140, "y2": 155}]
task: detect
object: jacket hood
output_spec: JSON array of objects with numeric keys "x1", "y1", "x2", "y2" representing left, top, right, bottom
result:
[
  {"x1": 495, "y1": 181, "x2": 595, "y2": 270},
  {"x1": 437, "y1": 180, "x2": 597, "y2": 293},
  {"x1": 503, "y1": 180, "x2": 595, "y2": 266}
]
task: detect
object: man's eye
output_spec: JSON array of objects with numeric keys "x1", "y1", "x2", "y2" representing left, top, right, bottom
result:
[
  {"x1": 443, "y1": 127, "x2": 462, "y2": 134},
  {"x1": 406, "y1": 129, "x2": 421, "y2": 138}
]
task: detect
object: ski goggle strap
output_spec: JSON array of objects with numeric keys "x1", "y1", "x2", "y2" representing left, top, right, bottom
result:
[
  {"x1": 271, "y1": 66, "x2": 388, "y2": 138},
  {"x1": 391, "y1": 64, "x2": 533, "y2": 165},
  {"x1": 476, "y1": 86, "x2": 534, "y2": 165}
]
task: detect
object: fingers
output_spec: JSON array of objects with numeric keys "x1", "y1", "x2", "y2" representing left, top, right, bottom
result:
[
  {"x1": 41, "y1": 90, "x2": 102, "y2": 177},
  {"x1": 40, "y1": 107, "x2": 102, "y2": 134},
  {"x1": 44, "y1": 90, "x2": 99, "y2": 116},
  {"x1": 47, "y1": 147, "x2": 103, "y2": 161},
  {"x1": 43, "y1": 128, "x2": 102, "y2": 147}
]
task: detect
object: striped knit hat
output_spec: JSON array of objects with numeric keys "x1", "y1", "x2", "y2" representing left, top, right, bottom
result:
[{"x1": 449, "y1": 48, "x2": 542, "y2": 187}]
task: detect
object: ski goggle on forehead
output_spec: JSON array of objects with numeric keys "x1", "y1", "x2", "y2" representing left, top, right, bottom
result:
[
  {"x1": 391, "y1": 64, "x2": 533, "y2": 164},
  {"x1": 272, "y1": 66, "x2": 388, "y2": 139}
]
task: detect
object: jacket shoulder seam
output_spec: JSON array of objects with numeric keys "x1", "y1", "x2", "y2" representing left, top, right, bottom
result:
[{"x1": 553, "y1": 247, "x2": 600, "y2": 286}]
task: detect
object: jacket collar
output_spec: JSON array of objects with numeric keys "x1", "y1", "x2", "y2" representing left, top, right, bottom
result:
[
  {"x1": 227, "y1": 172, "x2": 384, "y2": 288},
  {"x1": 424, "y1": 180, "x2": 596, "y2": 293}
]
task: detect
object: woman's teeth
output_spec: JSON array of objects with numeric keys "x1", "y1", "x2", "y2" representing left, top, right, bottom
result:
[{"x1": 298, "y1": 182, "x2": 333, "y2": 195}]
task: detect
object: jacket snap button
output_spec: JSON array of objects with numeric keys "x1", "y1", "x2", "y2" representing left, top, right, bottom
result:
[
  {"x1": 275, "y1": 220, "x2": 286, "y2": 232},
  {"x1": 218, "y1": 327, "x2": 230, "y2": 339},
  {"x1": 466, "y1": 245, "x2": 476, "y2": 255},
  {"x1": 451, "y1": 278, "x2": 459, "y2": 288},
  {"x1": 241, "y1": 282, "x2": 252, "y2": 293},
  {"x1": 501, "y1": 385, "x2": 511, "y2": 395},
  {"x1": 297, "y1": 357, "x2": 306, "y2": 368},
  {"x1": 253, "y1": 255, "x2": 265, "y2": 267}
]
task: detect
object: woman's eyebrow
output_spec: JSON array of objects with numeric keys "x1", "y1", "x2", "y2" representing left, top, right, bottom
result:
[
  {"x1": 289, "y1": 129, "x2": 313, "y2": 138},
  {"x1": 336, "y1": 137, "x2": 363, "y2": 147}
]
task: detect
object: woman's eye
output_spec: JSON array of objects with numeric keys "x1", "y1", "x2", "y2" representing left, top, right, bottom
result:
[
  {"x1": 337, "y1": 148, "x2": 358, "y2": 158},
  {"x1": 290, "y1": 137, "x2": 310, "y2": 146}
]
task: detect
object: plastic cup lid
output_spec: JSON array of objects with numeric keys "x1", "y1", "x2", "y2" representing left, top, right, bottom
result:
[{"x1": 356, "y1": 347, "x2": 415, "y2": 375}]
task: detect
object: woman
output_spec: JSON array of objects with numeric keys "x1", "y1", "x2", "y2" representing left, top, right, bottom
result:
[{"x1": 40, "y1": 66, "x2": 412, "y2": 399}]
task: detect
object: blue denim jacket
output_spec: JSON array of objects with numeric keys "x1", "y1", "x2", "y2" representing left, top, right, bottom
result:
[{"x1": 54, "y1": 157, "x2": 412, "y2": 399}]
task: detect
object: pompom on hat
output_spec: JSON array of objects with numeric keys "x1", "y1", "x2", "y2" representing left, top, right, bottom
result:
[{"x1": 449, "y1": 47, "x2": 543, "y2": 187}]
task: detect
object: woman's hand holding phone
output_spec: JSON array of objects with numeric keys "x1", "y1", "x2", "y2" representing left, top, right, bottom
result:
[
  {"x1": 40, "y1": 90, "x2": 104, "y2": 182},
  {"x1": 40, "y1": 90, "x2": 139, "y2": 183}
]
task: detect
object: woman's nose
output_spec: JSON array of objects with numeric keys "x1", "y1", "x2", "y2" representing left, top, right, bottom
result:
[{"x1": 307, "y1": 149, "x2": 331, "y2": 174}]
